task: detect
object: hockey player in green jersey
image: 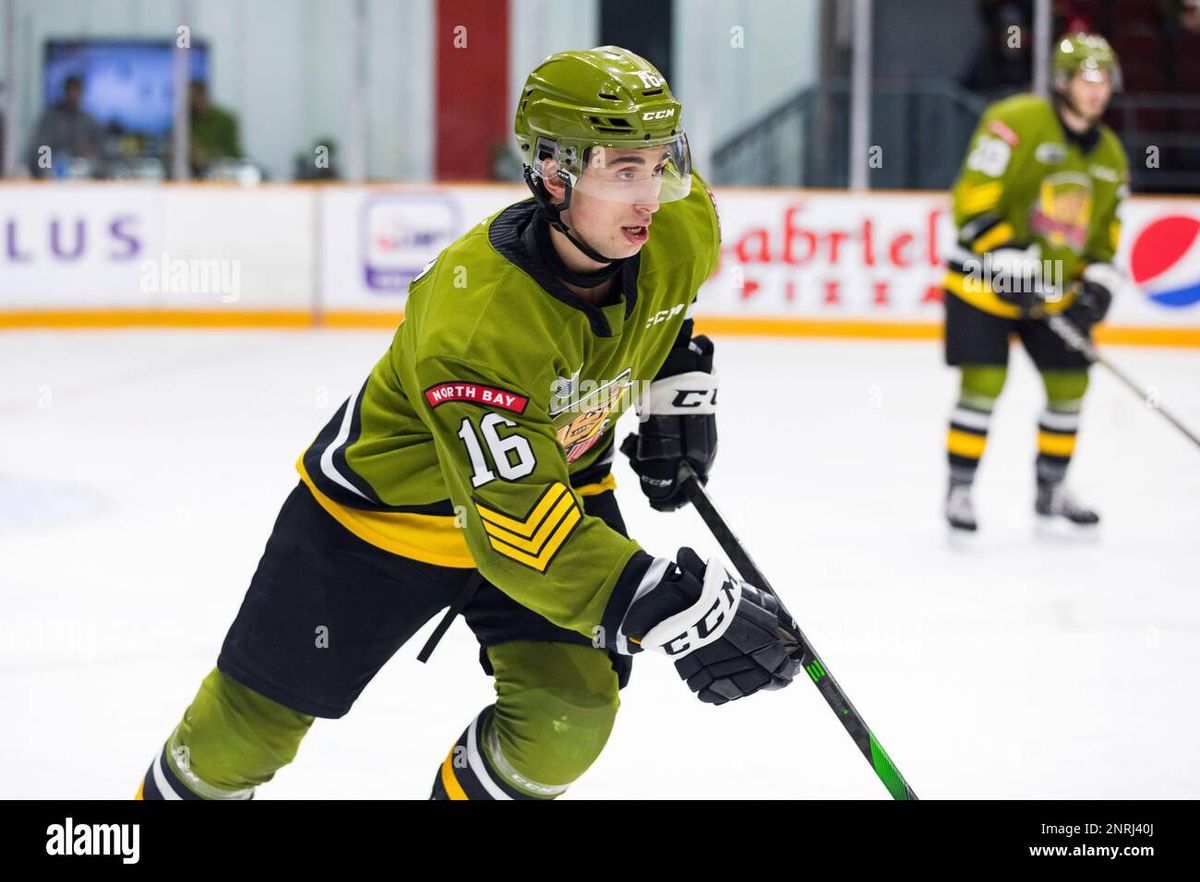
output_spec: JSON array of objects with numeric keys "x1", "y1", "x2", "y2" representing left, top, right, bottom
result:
[
  {"x1": 136, "y1": 46, "x2": 804, "y2": 801},
  {"x1": 941, "y1": 33, "x2": 1129, "y2": 533}
]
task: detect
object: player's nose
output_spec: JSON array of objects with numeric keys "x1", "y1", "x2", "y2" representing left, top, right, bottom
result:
[{"x1": 632, "y1": 199, "x2": 660, "y2": 218}]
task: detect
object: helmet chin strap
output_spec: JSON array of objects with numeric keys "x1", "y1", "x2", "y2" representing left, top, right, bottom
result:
[{"x1": 524, "y1": 165, "x2": 622, "y2": 265}]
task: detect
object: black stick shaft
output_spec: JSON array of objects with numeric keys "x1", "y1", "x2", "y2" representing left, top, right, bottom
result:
[
  {"x1": 1046, "y1": 314, "x2": 1200, "y2": 450},
  {"x1": 680, "y1": 465, "x2": 918, "y2": 800}
]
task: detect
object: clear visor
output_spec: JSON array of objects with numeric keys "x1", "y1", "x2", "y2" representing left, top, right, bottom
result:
[
  {"x1": 1077, "y1": 61, "x2": 1120, "y2": 89},
  {"x1": 566, "y1": 132, "x2": 692, "y2": 205}
]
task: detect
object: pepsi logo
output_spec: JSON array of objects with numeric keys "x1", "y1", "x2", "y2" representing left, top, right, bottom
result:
[{"x1": 1129, "y1": 215, "x2": 1200, "y2": 308}]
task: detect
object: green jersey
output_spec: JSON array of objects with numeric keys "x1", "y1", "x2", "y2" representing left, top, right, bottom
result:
[
  {"x1": 297, "y1": 175, "x2": 721, "y2": 641},
  {"x1": 943, "y1": 93, "x2": 1128, "y2": 317}
]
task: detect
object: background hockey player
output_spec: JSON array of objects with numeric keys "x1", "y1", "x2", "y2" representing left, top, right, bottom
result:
[
  {"x1": 136, "y1": 46, "x2": 803, "y2": 802},
  {"x1": 941, "y1": 33, "x2": 1129, "y2": 533}
]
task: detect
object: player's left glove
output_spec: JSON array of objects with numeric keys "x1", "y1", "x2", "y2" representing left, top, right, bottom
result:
[
  {"x1": 1065, "y1": 261, "x2": 1119, "y2": 330},
  {"x1": 620, "y1": 334, "x2": 718, "y2": 513}
]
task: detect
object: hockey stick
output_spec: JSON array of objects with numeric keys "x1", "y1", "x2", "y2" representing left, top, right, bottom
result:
[
  {"x1": 1044, "y1": 313, "x2": 1200, "y2": 451},
  {"x1": 677, "y1": 462, "x2": 918, "y2": 800}
]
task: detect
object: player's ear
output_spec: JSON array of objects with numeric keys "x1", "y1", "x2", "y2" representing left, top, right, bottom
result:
[{"x1": 540, "y1": 157, "x2": 567, "y2": 205}]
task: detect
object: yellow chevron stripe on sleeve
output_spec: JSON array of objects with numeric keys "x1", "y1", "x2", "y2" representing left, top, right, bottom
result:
[
  {"x1": 474, "y1": 481, "x2": 584, "y2": 572},
  {"x1": 486, "y1": 507, "x2": 582, "y2": 572},
  {"x1": 1110, "y1": 219, "x2": 1121, "y2": 253},
  {"x1": 476, "y1": 483, "x2": 569, "y2": 537},
  {"x1": 971, "y1": 221, "x2": 1015, "y2": 254},
  {"x1": 481, "y1": 492, "x2": 578, "y2": 554},
  {"x1": 959, "y1": 181, "x2": 1003, "y2": 215}
]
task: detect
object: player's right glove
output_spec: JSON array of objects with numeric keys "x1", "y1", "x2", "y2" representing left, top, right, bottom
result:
[
  {"x1": 1065, "y1": 261, "x2": 1119, "y2": 330},
  {"x1": 989, "y1": 243, "x2": 1059, "y2": 317},
  {"x1": 617, "y1": 547, "x2": 803, "y2": 705}
]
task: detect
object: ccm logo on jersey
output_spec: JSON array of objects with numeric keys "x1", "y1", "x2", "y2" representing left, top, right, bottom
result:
[
  {"x1": 645, "y1": 303, "x2": 685, "y2": 327},
  {"x1": 424, "y1": 381, "x2": 529, "y2": 414}
]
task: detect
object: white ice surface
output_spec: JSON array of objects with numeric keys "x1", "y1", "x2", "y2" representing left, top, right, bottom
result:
[{"x1": 1, "y1": 330, "x2": 1197, "y2": 799}]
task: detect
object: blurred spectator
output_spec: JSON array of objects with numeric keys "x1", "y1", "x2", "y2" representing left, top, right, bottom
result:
[
  {"x1": 962, "y1": 3, "x2": 1032, "y2": 97},
  {"x1": 1164, "y1": 0, "x2": 1200, "y2": 33},
  {"x1": 188, "y1": 80, "x2": 243, "y2": 177},
  {"x1": 27, "y1": 74, "x2": 103, "y2": 178}
]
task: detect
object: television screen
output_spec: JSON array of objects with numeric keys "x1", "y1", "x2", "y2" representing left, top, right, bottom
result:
[{"x1": 43, "y1": 39, "x2": 210, "y2": 136}]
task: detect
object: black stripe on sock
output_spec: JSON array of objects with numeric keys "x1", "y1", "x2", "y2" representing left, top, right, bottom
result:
[
  {"x1": 140, "y1": 761, "x2": 163, "y2": 799},
  {"x1": 949, "y1": 422, "x2": 989, "y2": 437}
]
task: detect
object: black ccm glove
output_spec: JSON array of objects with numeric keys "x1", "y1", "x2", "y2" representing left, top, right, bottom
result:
[
  {"x1": 617, "y1": 548, "x2": 803, "y2": 705},
  {"x1": 621, "y1": 331, "x2": 718, "y2": 512},
  {"x1": 1064, "y1": 261, "x2": 1119, "y2": 331}
]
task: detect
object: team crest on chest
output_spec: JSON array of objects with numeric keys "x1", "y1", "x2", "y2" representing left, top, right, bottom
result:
[
  {"x1": 1029, "y1": 171, "x2": 1093, "y2": 251},
  {"x1": 550, "y1": 367, "x2": 633, "y2": 463}
]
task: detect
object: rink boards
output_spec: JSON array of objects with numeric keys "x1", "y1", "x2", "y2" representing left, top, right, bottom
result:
[{"x1": 2, "y1": 182, "x2": 1198, "y2": 345}]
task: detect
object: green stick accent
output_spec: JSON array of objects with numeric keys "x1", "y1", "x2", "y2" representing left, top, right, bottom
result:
[
  {"x1": 805, "y1": 660, "x2": 826, "y2": 683},
  {"x1": 869, "y1": 732, "x2": 909, "y2": 800}
]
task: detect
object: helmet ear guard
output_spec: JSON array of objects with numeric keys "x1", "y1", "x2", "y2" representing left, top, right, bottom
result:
[
  {"x1": 524, "y1": 136, "x2": 622, "y2": 265},
  {"x1": 526, "y1": 137, "x2": 569, "y2": 202}
]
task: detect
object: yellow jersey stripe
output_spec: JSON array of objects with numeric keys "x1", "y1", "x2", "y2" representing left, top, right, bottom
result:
[
  {"x1": 575, "y1": 472, "x2": 617, "y2": 497},
  {"x1": 296, "y1": 456, "x2": 476, "y2": 568},
  {"x1": 476, "y1": 482, "x2": 570, "y2": 537},
  {"x1": 947, "y1": 428, "x2": 988, "y2": 459},
  {"x1": 943, "y1": 269, "x2": 1078, "y2": 319},
  {"x1": 971, "y1": 221, "x2": 1015, "y2": 254},
  {"x1": 943, "y1": 270, "x2": 1022, "y2": 319}
]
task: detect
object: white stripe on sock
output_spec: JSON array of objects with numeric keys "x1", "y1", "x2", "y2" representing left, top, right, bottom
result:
[
  {"x1": 466, "y1": 713, "x2": 511, "y2": 800},
  {"x1": 1039, "y1": 410, "x2": 1080, "y2": 432},
  {"x1": 152, "y1": 753, "x2": 183, "y2": 800},
  {"x1": 951, "y1": 406, "x2": 992, "y2": 431}
]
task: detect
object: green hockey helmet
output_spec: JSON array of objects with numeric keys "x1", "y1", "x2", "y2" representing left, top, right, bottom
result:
[
  {"x1": 1054, "y1": 32, "x2": 1122, "y2": 92},
  {"x1": 514, "y1": 46, "x2": 692, "y2": 210}
]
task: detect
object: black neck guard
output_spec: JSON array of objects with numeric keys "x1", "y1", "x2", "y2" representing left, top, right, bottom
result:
[
  {"x1": 528, "y1": 213, "x2": 626, "y2": 289},
  {"x1": 487, "y1": 200, "x2": 640, "y2": 338}
]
